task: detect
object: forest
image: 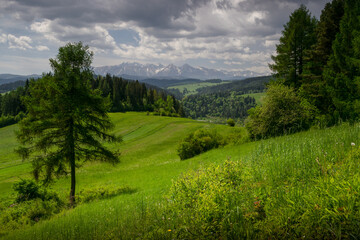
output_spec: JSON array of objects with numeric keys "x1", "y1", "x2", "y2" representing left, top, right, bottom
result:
[
  {"x1": 245, "y1": 0, "x2": 360, "y2": 139},
  {"x1": 0, "y1": 74, "x2": 184, "y2": 128},
  {"x1": 182, "y1": 92, "x2": 256, "y2": 120}
]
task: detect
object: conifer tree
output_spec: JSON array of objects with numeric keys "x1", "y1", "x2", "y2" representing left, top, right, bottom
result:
[
  {"x1": 270, "y1": 5, "x2": 317, "y2": 89},
  {"x1": 301, "y1": 0, "x2": 344, "y2": 115},
  {"x1": 16, "y1": 42, "x2": 121, "y2": 207},
  {"x1": 323, "y1": 0, "x2": 360, "y2": 122}
]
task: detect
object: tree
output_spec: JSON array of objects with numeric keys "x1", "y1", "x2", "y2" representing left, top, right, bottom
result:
[
  {"x1": 16, "y1": 42, "x2": 121, "y2": 207},
  {"x1": 245, "y1": 83, "x2": 315, "y2": 139},
  {"x1": 300, "y1": 0, "x2": 345, "y2": 115},
  {"x1": 323, "y1": 0, "x2": 360, "y2": 122},
  {"x1": 270, "y1": 5, "x2": 317, "y2": 89}
]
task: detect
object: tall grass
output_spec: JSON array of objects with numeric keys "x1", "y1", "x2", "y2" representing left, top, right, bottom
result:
[{"x1": 3, "y1": 116, "x2": 360, "y2": 239}]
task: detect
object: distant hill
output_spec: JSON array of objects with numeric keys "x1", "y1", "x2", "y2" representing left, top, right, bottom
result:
[
  {"x1": 0, "y1": 80, "x2": 27, "y2": 93},
  {"x1": 0, "y1": 74, "x2": 41, "y2": 85},
  {"x1": 196, "y1": 75, "x2": 273, "y2": 95},
  {"x1": 139, "y1": 78, "x2": 202, "y2": 88}
]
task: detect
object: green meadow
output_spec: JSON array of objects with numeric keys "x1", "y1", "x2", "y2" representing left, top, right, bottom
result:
[
  {"x1": 167, "y1": 81, "x2": 227, "y2": 96},
  {"x1": 240, "y1": 92, "x2": 265, "y2": 105},
  {"x1": 1, "y1": 112, "x2": 360, "y2": 239}
]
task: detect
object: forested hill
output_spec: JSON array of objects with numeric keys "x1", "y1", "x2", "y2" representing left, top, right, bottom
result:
[
  {"x1": 92, "y1": 75, "x2": 183, "y2": 116},
  {"x1": 139, "y1": 78, "x2": 202, "y2": 88},
  {"x1": 180, "y1": 76, "x2": 271, "y2": 121},
  {"x1": 0, "y1": 74, "x2": 184, "y2": 128},
  {"x1": 196, "y1": 75, "x2": 272, "y2": 95}
]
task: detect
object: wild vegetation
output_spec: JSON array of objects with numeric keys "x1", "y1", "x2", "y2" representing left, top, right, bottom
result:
[{"x1": 246, "y1": 0, "x2": 360, "y2": 138}]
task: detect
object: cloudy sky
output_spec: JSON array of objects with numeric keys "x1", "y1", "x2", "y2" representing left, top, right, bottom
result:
[{"x1": 0, "y1": 0, "x2": 330, "y2": 75}]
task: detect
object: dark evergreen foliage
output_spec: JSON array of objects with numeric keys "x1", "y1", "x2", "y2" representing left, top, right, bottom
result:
[
  {"x1": 323, "y1": 0, "x2": 360, "y2": 122},
  {"x1": 92, "y1": 74, "x2": 184, "y2": 116},
  {"x1": 269, "y1": 5, "x2": 317, "y2": 89},
  {"x1": 301, "y1": 0, "x2": 345, "y2": 116},
  {"x1": 196, "y1": 76, "x2": 271, "y2": 95},
  {"x1": 16, "y1": 42, "x2": 121, "y2": 207},
  {"x1": 183, "y1": 91, "x2": 256, "y2": 120}
]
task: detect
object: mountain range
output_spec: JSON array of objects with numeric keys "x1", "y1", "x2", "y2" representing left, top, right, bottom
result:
[{"x1": 94, "y1": 62, "x2": 258, "y2": 80}]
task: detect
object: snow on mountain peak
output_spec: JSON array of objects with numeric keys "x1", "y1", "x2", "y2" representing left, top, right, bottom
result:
[{"x1": 94, "y1": 62, "x2": 259, "y2": 80}]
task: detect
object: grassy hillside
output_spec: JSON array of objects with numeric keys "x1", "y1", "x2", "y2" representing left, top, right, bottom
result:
[
  {"x1": 1, "y1": 112, "x2": 360, "y2": 239},
  {"x1": 0, "y1": 112, "x2": 248, "y2": 238}
]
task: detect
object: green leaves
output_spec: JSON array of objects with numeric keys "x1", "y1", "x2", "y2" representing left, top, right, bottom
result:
[{"x1": 16, "y1": 42, "x2": 121, "y2": 204}]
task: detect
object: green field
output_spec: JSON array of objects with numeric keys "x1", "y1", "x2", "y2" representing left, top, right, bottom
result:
[
  {"x1": 1, "y1": 112, "x2": 360, "y2": 239},
  {"x1": 167, "y1": 81, "x2": 227, "y2": 96},
  {"x1": 0, "y1": 112, "x2": 249, "y2": 238},
  {"x1": 240, "y1": 92, "x2": 265, "y2": 105}
]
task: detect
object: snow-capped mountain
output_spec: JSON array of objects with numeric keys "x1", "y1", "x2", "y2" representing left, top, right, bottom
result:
[{"x1": 94, "y1": 62, "x2": 258, "y2": 80}]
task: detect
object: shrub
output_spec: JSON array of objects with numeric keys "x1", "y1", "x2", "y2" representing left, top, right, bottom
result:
[
  {"x1": 227, "y1": 118, "x2": 235, "y2": 127},
  {"x1": 0, "y1": 115, "x2": 16, "y2": 128},
  {"x1": 162, "y1": 161, "x2": 255, "y2": 239},
  {"x1": 245, "y1": 83, "x2": 315, "y2": 139},
  {"x1": 177, "y1": 128, "x2": 224, "y2": 160},
  {"x1": 13, "y1": 179, "x2": 59, "y2": 203},
  {"x1": 77, "y1": 185, "x2": 137, "y2": 203}
]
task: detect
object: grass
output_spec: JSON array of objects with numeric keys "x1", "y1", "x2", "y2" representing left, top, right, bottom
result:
[
  {"x1": 240, "y1": 92, "x2": 265, "y2": 105},
  {"x1": 167, "y1": 81, "x2": 227, "y2": 96},
  {"x1": 1, "y1": 112, "x2": 360, "y2": 239},
  {"x1": 0, "y1": 112, "x2": 248, "y2": 238}
]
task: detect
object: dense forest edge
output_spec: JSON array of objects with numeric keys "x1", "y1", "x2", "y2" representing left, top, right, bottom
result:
[{"x1": 0, "y1": 74, "x2": 185, "y2": 128}]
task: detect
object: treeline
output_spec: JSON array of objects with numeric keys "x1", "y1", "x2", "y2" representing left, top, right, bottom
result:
[
  {"x1": 196, "y1": 76, "x2": 272, "y2": 95},
  {"x1": 92, "y1": 74, "x2": 184, "y2": 116},
  {"x1": 246, "y1": 0, "x2": 360, "y2": 139},
  {"x1": 0, "y1": 81, "x2": 28, "y2": 127},
  {"x1": 183, "y1": 91, "x2": 256, "y2": 120},
  {"x1": 0, "y1": 80, "x2": 26, "y2": 93},
  {"x1": 0, "y1": 75, "x2": 184, "y2": 128}
]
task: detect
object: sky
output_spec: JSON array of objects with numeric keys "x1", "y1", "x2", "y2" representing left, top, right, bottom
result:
[{"x1": 0, "y1": 0, "x2": 330, "y2": 75}]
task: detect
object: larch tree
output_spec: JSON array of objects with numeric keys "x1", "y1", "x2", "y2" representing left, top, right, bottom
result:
[{"x1": 16, "y1": 42, "x2": 121, "y2": 207}]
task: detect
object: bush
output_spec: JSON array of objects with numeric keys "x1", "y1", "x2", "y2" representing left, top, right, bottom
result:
[
  {"x1": 0, "y1": 179, "x2": 64, "y2": 235},
  {"x1": 162, "y1": 160, "x2": 255, "y2": 239},
  {"x1": 13, "y1": 179, "x2": 59, "y2": 203},
  {"x1": 0, "y1": 115, "x2": 16, "y2": 128},
  {"x1": 245, "y1": 83, "x2": 315, "y2": 139},
  {"x1": 227, "y1": 118, "x2": 235, "y2": 127},
  {"x1": 177, "y1": 128, "x2": 224, "y2": 160},
  {"x1": 77, "y1": 185, "x2": 137, "y2": 203}
]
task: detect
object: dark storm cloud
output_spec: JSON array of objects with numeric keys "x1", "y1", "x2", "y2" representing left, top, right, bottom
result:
[
  {"x1": 3, "y1": 0, "x2": 210, "y2": 29},
  {"x1": 2, "y1": 0, "x2": 329, "y2": 39}
]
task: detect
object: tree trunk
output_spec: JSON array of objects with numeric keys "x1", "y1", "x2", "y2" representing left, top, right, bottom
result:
[{"x1": 69, "y1": 119, "x2": 76, "y2": 207}]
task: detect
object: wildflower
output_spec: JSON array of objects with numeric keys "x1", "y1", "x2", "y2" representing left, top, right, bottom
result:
[
  {"x1": 168, "y1": 229, "x2": 172, "y2": 232},
  {"x1": 351, "y1": 142, "x2": 355, "y2": 146}
]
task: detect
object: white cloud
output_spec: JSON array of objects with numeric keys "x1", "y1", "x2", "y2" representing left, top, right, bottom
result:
[
  {"x1": 0, "y1": 33, "x2": 7, "y2": 43},
  {"x1": 36, "y1": 45, "x2": 49, "y2": 51},
  {"x1": 0, "y1": 0, "x2": 331, "y2": 75},
  {"x1": 7, "y1": 34, "x2": 33, "y2": 50}
]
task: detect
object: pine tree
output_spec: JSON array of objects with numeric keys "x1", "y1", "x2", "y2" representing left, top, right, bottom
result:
[
  {"x1": 323, "y1": 0, "x2": 360, "y2": 122},
  {"x1": 16, "y1": 42, "x2": 121, "y2": 207},
  {"x1": 300, "y1": 0, "x2": 345, "y2": 115},
  {"x1": 270, "y1": 5, "x2": 317, "y2": 89}
]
